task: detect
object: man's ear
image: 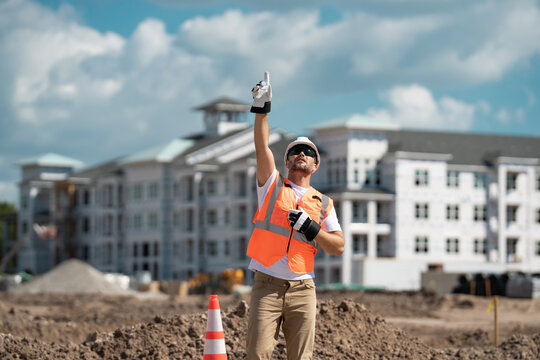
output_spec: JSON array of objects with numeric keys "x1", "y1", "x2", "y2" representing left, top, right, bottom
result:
[{"x1": 311, "y1": 161, "x2": 320, "y2": 174}]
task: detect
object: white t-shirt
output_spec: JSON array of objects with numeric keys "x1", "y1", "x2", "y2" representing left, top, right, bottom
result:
[{"x1": 248, "y1": 169, "x2": 342, "y2": 280}]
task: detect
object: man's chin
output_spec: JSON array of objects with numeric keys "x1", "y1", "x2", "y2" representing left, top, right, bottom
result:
[{"x1": 291, "y1": 164, "x2": 311, "y2": 174}]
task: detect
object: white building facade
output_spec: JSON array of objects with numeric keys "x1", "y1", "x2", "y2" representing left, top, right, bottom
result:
[{"x1": 11, "y1": 100, "x2": 540, "y2": 289}]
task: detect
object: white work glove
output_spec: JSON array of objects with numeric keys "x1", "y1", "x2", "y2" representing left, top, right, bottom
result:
[
  {"x1": 250, "y1": 72, "x2": 272, "y2": 114},
  {"x1": 288, "y1": 206, "x2": 321, "y2": 242}
]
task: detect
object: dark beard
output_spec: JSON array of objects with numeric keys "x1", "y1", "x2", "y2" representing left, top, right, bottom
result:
[{"x1": 290, "y1": 162, "x2": 312, "y2": 174}]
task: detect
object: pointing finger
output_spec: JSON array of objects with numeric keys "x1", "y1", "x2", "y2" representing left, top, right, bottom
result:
[{"x1": 264, "y1": 72, "x2": 270, "y2": 85}]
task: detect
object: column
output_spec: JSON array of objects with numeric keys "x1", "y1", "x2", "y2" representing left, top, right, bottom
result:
[
  {"x1": 193, "y1": 172, "x2": 203, "y2": 272},
  {"x1": 497, "y1": 165, "x2": 506, "y2": 264},
  {"x1": 367, "y1": 200, "x2": 377, "y2": 259},
  {"x1": 341, "y1": 199, "x2": 352, "y2": 285}
]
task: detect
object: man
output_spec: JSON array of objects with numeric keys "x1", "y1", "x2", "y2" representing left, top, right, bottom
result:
[{"x1": 246, "y1": 72, "x2": 345, "y2": 360}]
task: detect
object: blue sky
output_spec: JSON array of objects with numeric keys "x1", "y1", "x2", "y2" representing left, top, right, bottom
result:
[{"x1": 1, "y1": 0, "x2": 539, "y2": 206}]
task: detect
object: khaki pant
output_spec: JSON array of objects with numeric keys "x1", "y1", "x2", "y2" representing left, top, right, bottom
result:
[{"x1": 246, "y1": 271, "x2": 316, "y2": 360}]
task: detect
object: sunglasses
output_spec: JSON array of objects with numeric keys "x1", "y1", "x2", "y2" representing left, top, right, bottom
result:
[{"x1": 287, "y1": 145, "x2": 316, "y2": 159}]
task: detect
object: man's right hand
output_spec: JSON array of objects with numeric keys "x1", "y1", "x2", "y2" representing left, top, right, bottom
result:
[{"x1": 251, "y1": 72, "x2": 272, "y2": 113}]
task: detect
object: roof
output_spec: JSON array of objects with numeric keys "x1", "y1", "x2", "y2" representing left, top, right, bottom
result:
[
  {"x1": 194, "y1": 96, "x2": 250, "y2": 112},
  {"x1": 384, "y1": 129, "x2": 540, "y2": 166},
  {"x1": 313, "y1": 115, "x2": 540, "y2": 166},
  {"x1": 120, "y1": 138, "x2": 194, "y2": 165},
  {"x1": 312, "y1": 114, "x2": 400, "y2": 131},
  {"x1": 73, "y1": 157, "x2": 125, "y2": 178},
  {"x1": 17, "y1": 153, "x2": 84, "y2": 168}
]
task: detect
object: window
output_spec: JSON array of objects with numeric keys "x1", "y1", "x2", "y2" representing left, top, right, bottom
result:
[
  {"x1": 353, "y1": 169, "x2": 359, "y2": 183},
  {"x1": 133, "y1": 184, "x2": 143, "y2": 200},
  {"x1": 364, "y1": 169, "x2": 372, "y2": 185},
  {"x1": 148, "y1": 213, "x2": 159, "y2": 229},
  {"x1": 224, "y1": 240, "x2": 230, "y2": 256},
  {"x1": 474, "y1": 238, "x2": 487, "y2": 255},
  {"x1": 537, "y1": 175, "x2": 540, "y2": 191},
  {"x1": 506, "y1": 172, "x2": 518, "y2": 191},
  {"x1": 238, "y1": 205, "x2": 247, "y2": 229},
  {"x1": 83, "y1": 190, "x2": 90, "y2": 205},
  {"x1": 474, "y1": 205, "x2": 487, "y2": 222},
  {"x1": 82, "y1": 245, "x2": 89, "y2": 260},
  {"x1": 186, "y1": 209, "x2": 194, "y2": 232},
  {"x1": 446, "y1": 205, "x2": 459, "y2": 221},
  {"x1": 187, "y1": 240, "x2": 193, "y2": 262},
  {"x1": 415, "y1": 170, "x2": 429, "y2": 186},
  {"x1": 207, "y1": 209, "x2": 218, "y2": 225},
  {"x1": 133, "y1": 244, "x2": 138, "y2": 257},
  {"x1": 352, "y1": 234, "x2": 368, "y2": 255},
  {"x1": 236, "y1": 173, "x2": 247, "y2": 197},
  {"x1": 376, "y1": 202, "x2": 385, "y2": 223},
  {"x1": 375, "y1": 167, "x2": 382, "y2": 186},
  {"x1": 21, "y1": 195, "x2": 28, "y2": 209},
  {"x1": 104, "y1": 214, "x2": 113, "y2": 236},
  {"x1": 446, "y1": 238, "x2": 459, "y2": 253},
  {"x1": 186, "y1": 178, "x2": 194, "y2": 201},
  {"x1": 154, "y1": 243, "x2": 159, "y2": 256},
  {"x1": 474, "y1": 173, "x2": 487, "y2": 189},
  {"x1": 536, "y1": 241, "x2": 540, "y2": 256},
  {"x1": 415, "y1": 203, "x2": 429, "y2": 219},
  {"x1": 415, "y1": 236, "x2": 429, "y2": 253},
  {"x1": 331, "y1": 267, "x2": 341, "y2": 283},
  {"x1": 536, "y1": 209, "x2": 540, "y2": 224},
  {"x1": 83, "y1": 217, "x2": 90, "y2": 234},
  {"x1": 207, "y1": 179, "x2": 216, "y2": 195},
  {"x1": 447, "y1": 171, "x2": 459, "y2": 188},
  {"x1": 507, "y1": 206, "x2": 518, "y2": 223},
  {"x1": 117, "y1": 215, "x2": 123, "y2": 234},
  {"x1": 148, "y1": 183, "x2": 159, "y2": 199},
  {"x1": 207, "y1": 240, "x2": 217, "y2": 256},
  {"x1": 327, "y1": 163, "x2": 333, "y2": 185},
  {"x1": 352, "y1": 201, "x2": 367, "y2": 222},
  {"x1": 507, "y1": 238, "x2": 518, "y2": 261},
  {"x1": 238, "y1": 237, "x2": 247, "y2": 261},
  {"x1": 133, "y1": 214, "x2": 143, "y2": 230},
  {"x1": 143, "y1": 243, "x2": 149, "y2": 257}
]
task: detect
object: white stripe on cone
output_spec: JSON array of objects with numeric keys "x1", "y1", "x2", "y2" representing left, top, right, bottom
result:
[
  {"x1": 207, "y1": 309, "x2": 223, "y2": 332},
  {"x1": 204, "y1": 339, "x2": 227, "y2": 355}
]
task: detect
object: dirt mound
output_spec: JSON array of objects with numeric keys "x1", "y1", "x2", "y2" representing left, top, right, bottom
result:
[
  {"x1": 0, "y1": 299, "x2": 442, "y2": 359},
  {"x1": 11, "y1": 259, "x2": 134, "y2": 295},
  {"x1": 317, "y1": 289, "x2": 446, "y2": 318},
  {"x1": 446, "y1": 329, "x2": 491, "y2": 347},
  {"x1": 0, "y1": 297, "x2": 538, "y2": 359}
]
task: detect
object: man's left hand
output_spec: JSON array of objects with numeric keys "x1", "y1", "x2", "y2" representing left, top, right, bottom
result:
[{"x1": 288, "y1": 207, "x2": 321, "y2": 241}]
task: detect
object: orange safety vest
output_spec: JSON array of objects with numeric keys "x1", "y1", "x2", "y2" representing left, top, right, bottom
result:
[{"x1": 247, "y1": 172, "x2": 333, "y2": 274}]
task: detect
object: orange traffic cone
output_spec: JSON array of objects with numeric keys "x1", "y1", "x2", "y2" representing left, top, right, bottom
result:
[{"x1": 203, "y1": 294, "x2": 228, "y2": 360}]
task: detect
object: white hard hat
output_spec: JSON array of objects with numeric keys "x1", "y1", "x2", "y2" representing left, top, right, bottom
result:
[{"x1": 284, "y1": 137, "x2": 320, "y2": 165}]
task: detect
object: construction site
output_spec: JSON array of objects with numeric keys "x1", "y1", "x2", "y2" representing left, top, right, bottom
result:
[{"x1": 0, "y1": 259, "x2": 538, "y2": 359}]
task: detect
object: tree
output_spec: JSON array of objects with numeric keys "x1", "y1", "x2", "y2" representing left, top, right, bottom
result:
[{"x1": 0, "y1": 202, "x2": 17, "y2": 257}]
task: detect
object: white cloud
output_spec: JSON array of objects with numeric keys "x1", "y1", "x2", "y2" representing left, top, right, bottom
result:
[
  {"x1": 0, "y1": 0, "x2": 539, "y2": 192},
  {"x1": 496, "y1": 107, "x2": 526, "y2": 124},
  {"x1": 365, "y1": 84, "x2": 476, "y2": 130}
]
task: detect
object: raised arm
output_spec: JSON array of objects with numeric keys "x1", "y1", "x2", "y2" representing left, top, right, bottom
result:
[
  {"x1": 254, "y1": 114, "x2": 275, "y2": 186},
  {"x1": 250, "y1": 72, "x2": 274, "y2": 186}
]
